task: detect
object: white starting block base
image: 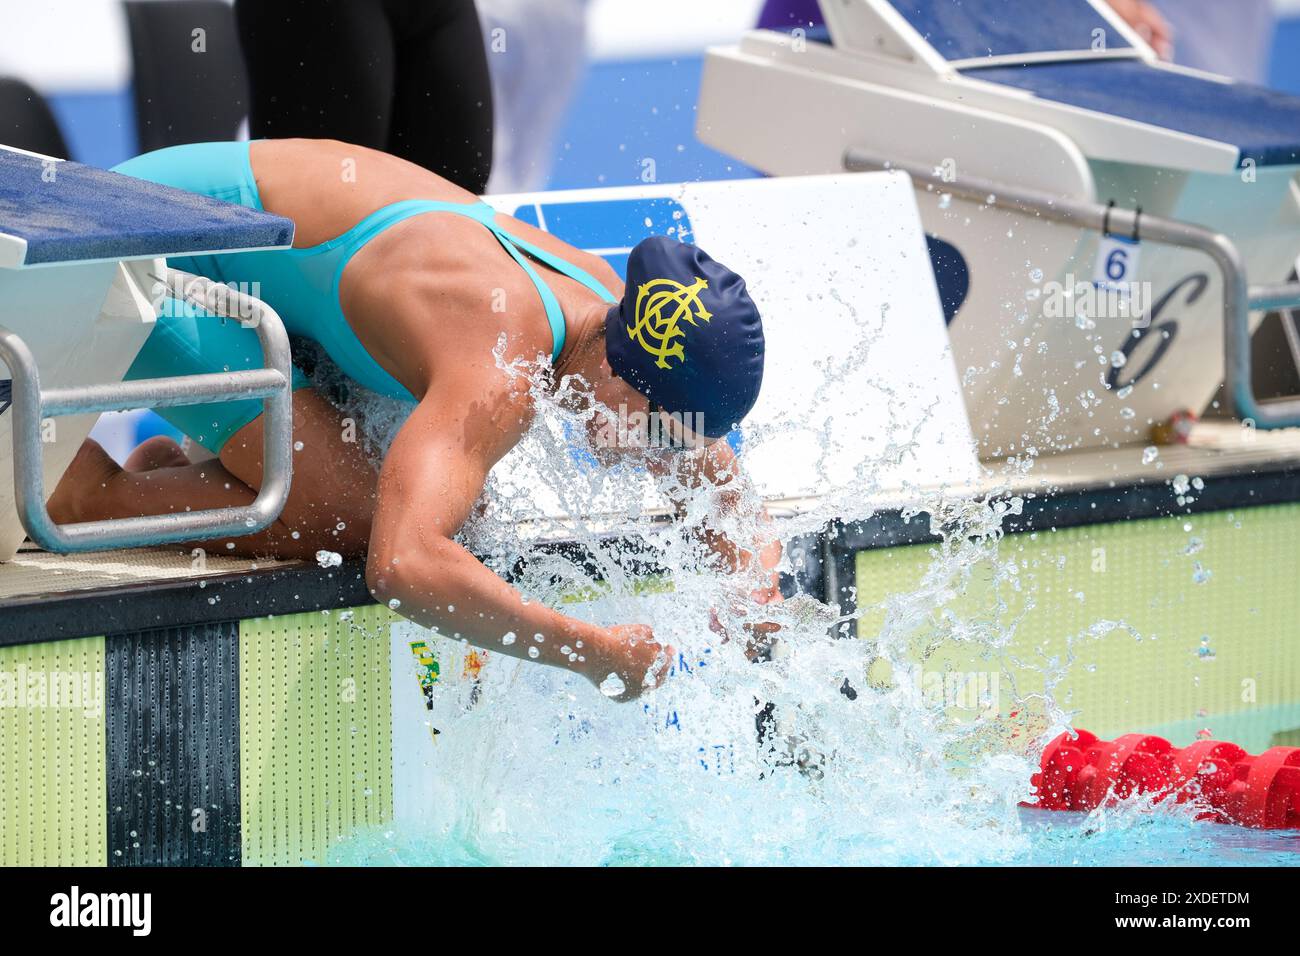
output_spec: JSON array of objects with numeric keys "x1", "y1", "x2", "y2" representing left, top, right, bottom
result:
[
  {"x1": 484, "y1": 171, "x2": 979, "y2": 532},
  {"x1": 0, "y1": 259, "x2": 158, "y2": 559}
]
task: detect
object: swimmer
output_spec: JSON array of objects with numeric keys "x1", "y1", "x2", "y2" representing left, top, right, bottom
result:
[{"x1": 49, "y1": 139, "x2": 779, "y2": 702}]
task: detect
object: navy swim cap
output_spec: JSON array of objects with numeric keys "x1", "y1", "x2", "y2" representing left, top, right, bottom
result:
[{"x1": 605, "y1": 236, "x2": 764, "y2": 440}]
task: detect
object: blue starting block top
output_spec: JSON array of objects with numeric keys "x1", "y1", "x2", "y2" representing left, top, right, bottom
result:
[
  {"x1": 0, "y1": 147, "x2": 293, "y2": 267},
  {"x1": 868, "y1": 1, "x2": 1300, "y2": 168},
  {"x1": 965, "y1": 59, "x2": 1300, "y2": 168},
  {"x1": 890, "y1": 0, "x2": 1132, "y2": 61}
]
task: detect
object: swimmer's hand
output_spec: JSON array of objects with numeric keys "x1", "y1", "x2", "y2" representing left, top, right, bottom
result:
[
  {"x1": 586, "y1": 624, "x2": 675, "y2": 702},
  {"x1": 1106, "y1": 0, "x2": 1173, "y2": 60},
  {"x1": 709, "y1": 573, "x2": 784, "y2": 661}
]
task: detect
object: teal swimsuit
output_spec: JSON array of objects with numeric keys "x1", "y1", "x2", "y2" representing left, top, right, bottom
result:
[{"x1": 115, "y1": 142, "x2": 617, "y2": 452}]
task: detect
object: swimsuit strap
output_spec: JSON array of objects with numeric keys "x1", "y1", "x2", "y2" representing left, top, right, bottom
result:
[
  {"x1": 461, "y1": 201, "x2": 620, "y2": 363},
  {"x1": 338, "y1": 199, "x2": 619, "y2": 366},
  {"x1": 487, "y1": 223, "x2": 620, "y2": 307}
]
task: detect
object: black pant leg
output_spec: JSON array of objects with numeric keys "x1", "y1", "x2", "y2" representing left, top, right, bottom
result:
[
  {"x1": 385, "y1": 0, "x2": 494, "y2": 191},
  {"x1": 234, "y1": 0, "x2": 397, "y2": 148}
]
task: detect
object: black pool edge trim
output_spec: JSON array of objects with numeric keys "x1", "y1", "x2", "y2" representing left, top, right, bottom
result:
[
  {"x1": 0, "y1": 561, "x2": 372, "y2": 648},
  {"x1": 822, "y1": 463, "x2": 1300, "y2": 637},
  {"x1": 3, "y1": 462, "x2": 1298, "y2": 647},
  {"x1": 835, "y1": 463, "x2": 1300, "y2": 551}
]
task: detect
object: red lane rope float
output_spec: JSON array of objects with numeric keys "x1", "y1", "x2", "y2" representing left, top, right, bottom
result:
[{"x1": 1027, "y1": 730, "x2": 1300, "y2": 830}]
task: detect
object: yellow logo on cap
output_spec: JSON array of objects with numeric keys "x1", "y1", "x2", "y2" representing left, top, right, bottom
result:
[{"x1": 628, "y1": 276, "x2": 711, "y2": 370}]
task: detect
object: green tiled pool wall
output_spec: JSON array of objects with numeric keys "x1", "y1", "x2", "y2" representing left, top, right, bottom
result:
[
  {"x1": 240, "y1": 606, "x2": 395, "y2": 866},
  {"x1": 5, "y1": 502, "x2": 1300, "y2": 865},
  {"x1": 1, "y1": 607, "x2": 396, "y2": 867},
  {"x1": 855, "y1": 502, "x2": 1300, "y2": 751},
  {"x1": 0, "y1": 637, "x2": 105, "y2": 866}
]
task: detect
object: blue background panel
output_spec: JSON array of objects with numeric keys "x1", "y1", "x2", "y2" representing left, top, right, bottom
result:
[
  {"x1": 890, "y1": 0, "x2": 1131, "y2": 60},
  {"x1": 966, "y1": 58, "x2": 1300, "y2": 167},
  {"x1": 546, "y1": 58, "x2": 757, "y2": 190},
  {"x1": 511, "y1": 197, "x2": 690, "y2": 278},
  {"x1": 0, "y1": 149, "x2": 292, "y2": 265}
]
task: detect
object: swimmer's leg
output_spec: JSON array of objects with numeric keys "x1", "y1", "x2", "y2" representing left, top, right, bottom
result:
[
  {"x1": 124, "y1": 435, "x2": 191, "y2": 472},
  {"x1": 48, "y1": 389, "x2": 377, "y2": 560}
]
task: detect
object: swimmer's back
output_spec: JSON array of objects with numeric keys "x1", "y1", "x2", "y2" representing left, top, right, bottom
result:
[
  {"x1": 115, "y1": 139, "x2": 622, "y2": 404},
  {"x1": 250, "y1": 140, "x2": 620, "y2": 301},
  {"x1": 251, "y1": 139, "x2": 480, "y2": 248}
]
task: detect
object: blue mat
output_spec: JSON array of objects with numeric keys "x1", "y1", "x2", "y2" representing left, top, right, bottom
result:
[
  {"x1": 890, "y1": 0, "x2": 1131, "y2": 61},
  {"x1": 964, "y1": 59, "x2": 1300, "y2": 167},
  {"x1": 0, "y1": 148, "x2": 293, "y2": 266}
]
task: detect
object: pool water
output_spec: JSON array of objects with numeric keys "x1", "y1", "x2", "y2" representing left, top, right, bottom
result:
[
  {"x1": 327, "y1": 813, "x2": 1300, "y2": 867},
  {"x1": 315, "y1": 579, "x2": 1300, "y2": 867},
  {"x1": 316, "y1": 335, "x2": 1300, "y2": 868}
]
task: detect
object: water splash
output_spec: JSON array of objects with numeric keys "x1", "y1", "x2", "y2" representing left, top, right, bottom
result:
[{"x1": 296, "y1": 327, "x2": 1283, "y2": 867}]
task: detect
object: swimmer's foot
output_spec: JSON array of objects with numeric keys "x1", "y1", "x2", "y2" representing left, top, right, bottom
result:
[
  {"x1": 124, "y1": 435, "x2": 190, "y2": 472},
  {"x1": 47, "y1": 438, "x2": 123, "y2": 526}
]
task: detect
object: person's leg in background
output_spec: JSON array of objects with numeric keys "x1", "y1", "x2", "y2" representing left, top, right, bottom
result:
[
  {"x1": 48, "y1": 389, "x2": 378, "y2": 561},
  {"x1": 234, "y1": 0, "x2": 396, "y2": 150},
  {"x1": 385, "y1": 0, "x2": 494, "y2": 193},
  {"x1": 478, "y1": 0, "x2": 588, "y2": 194}
]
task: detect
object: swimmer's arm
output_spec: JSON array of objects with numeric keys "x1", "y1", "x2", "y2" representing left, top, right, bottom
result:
[
  {"x1": 655, "y1": 440, "x2": 783, "y2": 604},
  {"x1": 366, "y1": 387, "x2": 669, "y2": 697},
  {"x1": 366, "y1": 391, "x2": 602, "y2": 664}
]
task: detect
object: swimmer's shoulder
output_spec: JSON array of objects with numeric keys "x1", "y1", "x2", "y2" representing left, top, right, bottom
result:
[
  {"x1": 251, "y1": 138, "x2": 477, "y2": 244},
  {"x1": 252, "y1": 139, "x2": 475, "y2": 201}
]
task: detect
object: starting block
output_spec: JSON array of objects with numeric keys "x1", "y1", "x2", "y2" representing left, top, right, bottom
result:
[{"x1": 0, "y1": 144, "x2": 296, "y2": 558}]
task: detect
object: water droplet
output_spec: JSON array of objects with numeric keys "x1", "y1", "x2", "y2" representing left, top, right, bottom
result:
[
  {"x1": 316, "y1": 550, "x2": 342, "y2": 569},
  {"x1": 501, "y1": 631, "x2": 516, "y2": 646},
  {"x1": 388, "y1": 598, "x2": 402, "y2": 610},
  {"x1": 293, "y1": 441, "x2": 304, "y2": 451},
  {"x1": 527, "y1": 646, "x2": 540, "y2": 659},
  {"x1": 599, "y1": 673, "x2": 626, "y2": 698},
  {"x1": 1141, "y1": 446, "x2": 1159, "y2": 465}
]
